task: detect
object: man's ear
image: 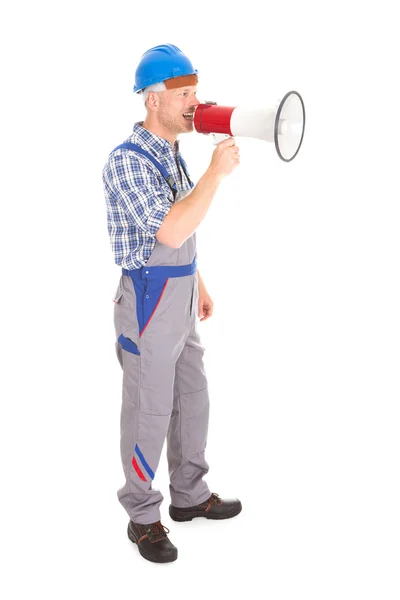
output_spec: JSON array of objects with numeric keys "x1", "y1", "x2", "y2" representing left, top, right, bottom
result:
[{"x1": 146, "y1": 91, "x2": 159, "y2": 112}]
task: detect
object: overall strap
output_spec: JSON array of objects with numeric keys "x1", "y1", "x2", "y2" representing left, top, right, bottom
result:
[
  {"x1": 178, "y1": 155, "x2": 194, "y2": 189},
  {"x1": 112, "y1": 142, "x2": 178, "y2": 198}
]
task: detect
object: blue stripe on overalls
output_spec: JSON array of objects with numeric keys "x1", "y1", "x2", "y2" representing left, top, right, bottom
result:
[{"x1": 113, "y1": 142, "x2": 195, "y2": 338}]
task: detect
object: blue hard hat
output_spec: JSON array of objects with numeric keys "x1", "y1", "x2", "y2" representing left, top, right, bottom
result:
[{"x1": 133, "y1": 44, "x2": 198, "y2": 93}]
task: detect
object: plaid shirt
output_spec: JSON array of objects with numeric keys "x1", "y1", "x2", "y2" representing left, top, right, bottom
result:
[{"x1": 102, "y1": 122, "x2": 193, "y2": 269}]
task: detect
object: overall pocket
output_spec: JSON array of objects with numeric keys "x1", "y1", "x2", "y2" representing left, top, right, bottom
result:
[{"x1": 113, "y1": 277, "x2": 140, "y2": 345}]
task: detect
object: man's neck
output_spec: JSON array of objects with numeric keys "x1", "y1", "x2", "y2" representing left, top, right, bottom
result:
[{"x1": 141, "y1": 119, "x2": 177, "y2": 148}]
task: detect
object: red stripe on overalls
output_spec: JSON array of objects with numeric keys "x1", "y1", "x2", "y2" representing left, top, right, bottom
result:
[
  {"x1": 132, "y1": 456, "x2": 147, "y2": 481},
  {"x1": 139, "y1": 279, "x2": 169, "y2": 338}
]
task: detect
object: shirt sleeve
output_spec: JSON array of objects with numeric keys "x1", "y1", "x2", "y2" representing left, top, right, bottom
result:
[{"x1": 105, "y1": 150, "x2": 173, "y2": 238}]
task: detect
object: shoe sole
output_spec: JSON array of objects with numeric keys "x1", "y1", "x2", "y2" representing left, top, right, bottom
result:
[
  {"x1": 169, "y1": 504, "x2": 242, "y2": 522},
  {"x1": 127, "y1": 525, "x2": 178, "y2": 563}
]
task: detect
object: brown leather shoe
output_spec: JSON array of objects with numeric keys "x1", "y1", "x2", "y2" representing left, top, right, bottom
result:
[
  {"x1": 127, "y1": 520, "x2": 178, "y2": 563},
  {"x1": 169, "y1": 492, "x2": 242, "y2": 522}
]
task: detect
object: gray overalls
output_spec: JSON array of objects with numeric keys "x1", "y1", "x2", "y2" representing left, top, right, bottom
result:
[{"x1": 112, "y1": 143, "x2": 211, "y2": 525}]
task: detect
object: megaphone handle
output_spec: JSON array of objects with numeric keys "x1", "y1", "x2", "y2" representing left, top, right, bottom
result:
[{"x1": 211, "y1": 133, "x2": 232, "y2": 145}]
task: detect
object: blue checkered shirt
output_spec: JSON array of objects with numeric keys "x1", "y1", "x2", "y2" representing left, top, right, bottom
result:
[{"x1": 102, "y1": 122, "x2": 193, "y2": 269}]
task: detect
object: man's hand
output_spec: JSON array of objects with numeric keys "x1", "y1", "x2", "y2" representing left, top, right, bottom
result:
[
  {"x1": 209, "y1": 137, "x2": 240, "y2": 180},
  {"x1": 197, "y1": 275, "x2": 214, "y2": 322}
]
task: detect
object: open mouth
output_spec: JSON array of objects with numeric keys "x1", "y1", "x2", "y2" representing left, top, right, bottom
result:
[{"x1": 183, "y1": 112, "x2": 195, "y2": 120}]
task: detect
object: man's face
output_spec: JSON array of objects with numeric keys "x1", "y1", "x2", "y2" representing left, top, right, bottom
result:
[{"x1": 156, "y1": 85, "x2": 200, "y2": 135}]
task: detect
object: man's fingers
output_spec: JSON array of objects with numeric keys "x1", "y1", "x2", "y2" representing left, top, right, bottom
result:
[
  {"x1": 200, "y1": 313, "x2": 211, "y2": 322},
  {"x1": 220, "y1": 136, "x2": 236, "y2": 147},
  {"x1": 199, "y1": 310, "x2": 211, "y2": 321}
]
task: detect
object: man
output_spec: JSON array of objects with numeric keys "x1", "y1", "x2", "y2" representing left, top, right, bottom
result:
[{"x1": 102, "y1": 44, "x2": 241, "y2": 564}]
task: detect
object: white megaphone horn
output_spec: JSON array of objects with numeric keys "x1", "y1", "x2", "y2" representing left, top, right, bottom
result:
[{"x1": 193, "y1": 90, "x2": 306, "y2": 162}]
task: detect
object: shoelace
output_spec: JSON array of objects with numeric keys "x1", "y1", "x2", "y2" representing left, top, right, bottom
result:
[
  {"x1": 200, "y1": 493, "x2": 222, "y2": 511},
  {"x1": 204, "y1": 492, "x2": 223, "y2": 512},
  {"x1": 209, "y1": 493, "x2": 222, "y2": 506},
  {"x1": 146, "y1": 521, "x2": 170, "y2": 543}
]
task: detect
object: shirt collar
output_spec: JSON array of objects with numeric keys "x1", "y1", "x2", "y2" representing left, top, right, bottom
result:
[{"x1": 130, "y1": 122, "x2": 180, "y2": 157}]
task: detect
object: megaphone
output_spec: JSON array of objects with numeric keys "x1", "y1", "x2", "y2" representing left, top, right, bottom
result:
[{"x1": 194, "y1": 90, "x2": 305, "y2": 162}]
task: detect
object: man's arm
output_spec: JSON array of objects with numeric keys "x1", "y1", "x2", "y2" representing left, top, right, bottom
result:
[
  {"x1": 104, "y1": 151, "x2": 173, "y2": 238},
  {"x1": 156, "y1": 137, "x2": 239, "y2": 248},
  {"x1": 197, "y1": 267, "x2": 204, "y2": 287}
]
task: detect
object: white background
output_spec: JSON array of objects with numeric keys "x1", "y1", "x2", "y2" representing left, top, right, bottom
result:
[{"x1": 1, "y1": 1, "x2": 399, "y2": 598}]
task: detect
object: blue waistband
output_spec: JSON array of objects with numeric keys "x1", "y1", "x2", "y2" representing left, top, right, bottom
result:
[{"x1": 122, "y1": 255, "x2": 197, "y2": 280}]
